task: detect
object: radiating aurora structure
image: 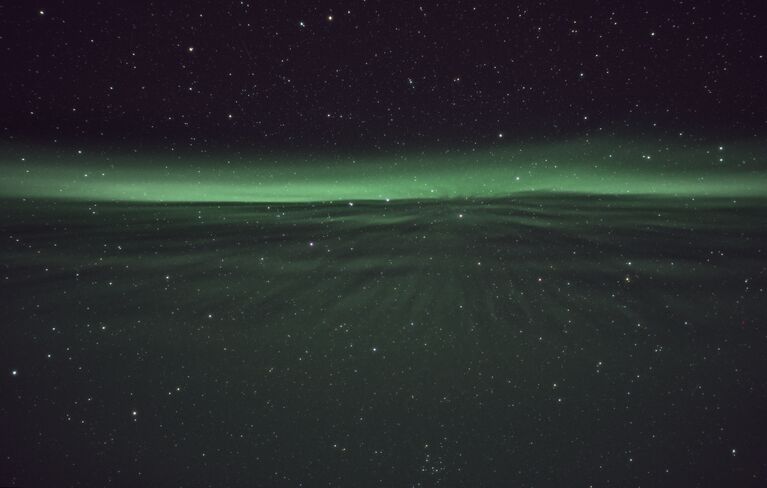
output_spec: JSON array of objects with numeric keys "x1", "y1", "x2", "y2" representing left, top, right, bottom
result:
[
  {"x1": 2, "y1": 138, "x2": 767, "y2": 486},
  {"x1": 2, "y1": 138, "x2": 765, "y2": 202}
]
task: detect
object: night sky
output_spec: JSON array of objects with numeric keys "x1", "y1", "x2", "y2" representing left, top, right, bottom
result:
[
  {"x1": 2, "y1": 2, "x2": 767, "y2": 488},
  {"x1": 4, "y1": 0, "x2": 766, "y2": 150}
]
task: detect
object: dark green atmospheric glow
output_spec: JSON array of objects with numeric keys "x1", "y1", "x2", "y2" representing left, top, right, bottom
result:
[
  {"x1": 2, "y1": 195, "x2": 767, "y2": 485},
  {"x1": 2, "y1": 138, "x2": 767, "y2": 485},
  {"x1": 1, "y1": 138, "x2": 765, "y2": 202}
]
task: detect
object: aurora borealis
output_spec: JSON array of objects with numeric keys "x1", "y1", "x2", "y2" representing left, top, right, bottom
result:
[
  {"x1": 3, "y1": 1, "x2": 767, "y2": 487},
  {"x1": 3, "y1": 191, "x2": 767, "y2": 486},
  {"x1": 2, "y1": 139, "x2": 766, "y2": 202}
]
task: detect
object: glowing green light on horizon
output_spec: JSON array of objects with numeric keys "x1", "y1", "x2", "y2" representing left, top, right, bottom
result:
[{"x1": 1, "y1": 138, "x2": 764, "y2": 202}]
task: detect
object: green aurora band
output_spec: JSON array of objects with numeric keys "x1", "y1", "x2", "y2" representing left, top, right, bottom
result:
[{"x1": 1, "y1": 138, "x2": 765, "y2": 202}]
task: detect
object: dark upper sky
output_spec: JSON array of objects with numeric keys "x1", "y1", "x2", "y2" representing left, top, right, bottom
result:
[{"x1": 3, "y1": 0, "x2": 766, "y2": 150}]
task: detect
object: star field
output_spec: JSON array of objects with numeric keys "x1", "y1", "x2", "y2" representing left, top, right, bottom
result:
[
  {"x1": 3, "y1": 1, "x2": 765, "y2": 149},
  {"x1": 1, "y1": 1, "x2": 767, "y2": 487},
  {"x1": 3, "y1": 197, "x2": 767, "y2": 486}
]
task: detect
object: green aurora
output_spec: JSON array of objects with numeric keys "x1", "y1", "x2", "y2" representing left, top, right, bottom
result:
[
  {"x1": 2, "y1": 138, "x2": 765, "y2": 202},
  {"x1": 2, "y1": 137, "x2": 767, "y2": 485}
]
